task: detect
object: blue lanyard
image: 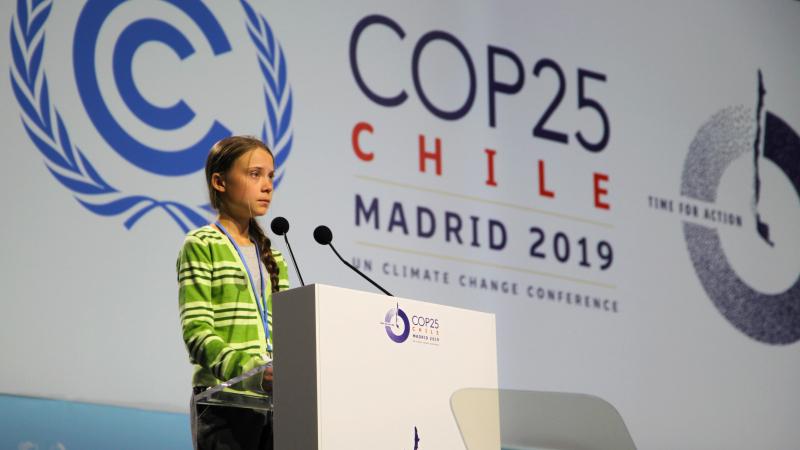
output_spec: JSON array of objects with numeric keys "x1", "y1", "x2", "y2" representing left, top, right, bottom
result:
[{"x1": 215, "y1": 222, "x2": 271, "y2": 352}]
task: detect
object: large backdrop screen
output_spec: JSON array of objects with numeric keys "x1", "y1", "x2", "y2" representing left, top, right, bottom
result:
[{"x1": 1, "y1": 1, "x2": 798, "y2": 449}]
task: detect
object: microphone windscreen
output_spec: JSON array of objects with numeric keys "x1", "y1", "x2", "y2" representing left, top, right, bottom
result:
[
  {"x1": 313, "y1": 225, "x2": 333, "y2": 245},
  {"x1": 271, "y1": 216, "x2": 290, "y2": 235}
]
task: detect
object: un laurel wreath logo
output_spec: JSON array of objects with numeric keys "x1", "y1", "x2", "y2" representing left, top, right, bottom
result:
[{"x1": 9, "y1": 0, "x2": 294, "y2": 232}]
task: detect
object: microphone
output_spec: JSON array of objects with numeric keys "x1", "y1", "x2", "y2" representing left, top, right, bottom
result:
[
  {"x1": 270, "y1": 216, "x2": 305, "y2": 286},
  {"x1": 313, "y1": 225, "x2": 393, "y2": 296},
  {"x1": 271, "y1": 216, "x2": 290, "y2": 236},
  {"x1": 312, "y1": 225, "x2": 332, "y2": 245}
]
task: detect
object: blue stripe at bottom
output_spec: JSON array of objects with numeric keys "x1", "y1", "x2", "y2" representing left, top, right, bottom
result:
[{"x1": 0, "y1": 394, "x2": 191, "y2": 450}]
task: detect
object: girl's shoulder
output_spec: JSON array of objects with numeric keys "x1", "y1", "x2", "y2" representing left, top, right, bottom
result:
[
  {"x1": 179, "y1": 225, "x2": 227, "y2": 254},
  {"x1": 177, "y1": 225, "x2": 238, "y2": 266},
  {"x1": 184, "y1": 224, "x2": 224, "y2": 243}
]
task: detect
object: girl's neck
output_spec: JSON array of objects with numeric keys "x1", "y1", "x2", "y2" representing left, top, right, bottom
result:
[{"x1": 216, "y1": 214, "x2": 252, "y2": 245}]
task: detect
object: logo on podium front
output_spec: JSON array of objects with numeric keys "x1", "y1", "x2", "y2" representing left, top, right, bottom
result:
[
  {"x1": 380, "y1": 302, "x2": 441, "y2": 345},
  {"x1": 381, "y1": 302, "x2": 410, "y2": 343}
]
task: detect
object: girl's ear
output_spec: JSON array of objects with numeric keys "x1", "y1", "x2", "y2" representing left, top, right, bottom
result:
[{"x1": 211, "y1": 173, "x2": 226, "y2": 193}]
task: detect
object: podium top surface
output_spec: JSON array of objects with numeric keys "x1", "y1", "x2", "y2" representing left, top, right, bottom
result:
[{"x1": 274, "y1": 283, "x2": 496, "y2": 317}]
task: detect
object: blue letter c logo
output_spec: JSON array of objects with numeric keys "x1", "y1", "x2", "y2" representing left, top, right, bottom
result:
[{"x1": 74, "y1": 0, "x2": 232, "y2": 176}]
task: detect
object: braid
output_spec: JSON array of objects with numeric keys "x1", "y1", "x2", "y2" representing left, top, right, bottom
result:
[{"x1": 250, "y1": 218, "x2": 280, "y2": 293}]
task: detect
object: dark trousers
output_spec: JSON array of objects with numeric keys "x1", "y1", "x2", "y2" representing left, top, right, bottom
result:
[{"x1": 191, "y1": 389, "x2": 273, "y2": 450}]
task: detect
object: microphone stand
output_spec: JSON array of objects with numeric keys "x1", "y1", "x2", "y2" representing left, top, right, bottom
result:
[
  {"x1": 327, "y1": 242, "x2": 392, "y2": 297},
  {"x1": 281, "y1": 234, "x2": 305, "y2": 286}
]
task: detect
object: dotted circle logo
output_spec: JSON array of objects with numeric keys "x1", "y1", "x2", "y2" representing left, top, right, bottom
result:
[{"x1": 682, "y1": 72, "x2": 800, "y2": 344}]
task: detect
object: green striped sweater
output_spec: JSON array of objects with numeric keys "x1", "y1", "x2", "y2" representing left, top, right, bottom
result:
[{"x1": 176, "y1": 225, "x2": 290, "y2": 390}]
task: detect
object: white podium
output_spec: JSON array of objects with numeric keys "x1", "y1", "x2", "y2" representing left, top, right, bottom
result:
[{"x1": 272, "y1": 284, "x2": 498, "y2": 450}]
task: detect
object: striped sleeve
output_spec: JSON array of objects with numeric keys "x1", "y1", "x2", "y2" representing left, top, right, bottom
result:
[
  {"x1": 177, "y1": 235, "x2": 266, "y2": 381},
  {"x1": 273, "y1": 249, "x2": 291, "y2": 292}
]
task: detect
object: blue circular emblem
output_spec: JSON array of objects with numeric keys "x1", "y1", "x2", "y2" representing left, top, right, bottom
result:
[
  {"x1": 9, "y1": 0, "x2": 294, "y2": 232},
  {"x1": 384, "y1": 305, "x2": 411, "y2": 344}
]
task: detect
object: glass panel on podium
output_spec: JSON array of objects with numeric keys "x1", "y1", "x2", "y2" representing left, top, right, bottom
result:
[
  {"x1": 450, "y1": 388, "x2": 637, "y2": 450},
  {"x1": 193, "y1": 362, "x2": 273, "y2": 413}
]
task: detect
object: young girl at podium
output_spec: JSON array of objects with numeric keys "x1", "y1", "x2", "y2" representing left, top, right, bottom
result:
[{"x1": 176, "y1": 136, "x2": 290, "y2": 450}]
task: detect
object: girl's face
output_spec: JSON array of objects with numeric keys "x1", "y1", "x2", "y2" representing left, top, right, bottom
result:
[{"x1": 215, "y1": 148, "x2": 275, "y2": 219}]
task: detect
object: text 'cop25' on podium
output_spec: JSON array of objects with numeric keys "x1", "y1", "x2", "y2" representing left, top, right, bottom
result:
[{"x1": 271, "y1": 284, "x2": 499, "y2": 450}]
